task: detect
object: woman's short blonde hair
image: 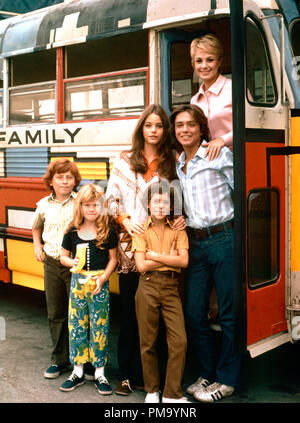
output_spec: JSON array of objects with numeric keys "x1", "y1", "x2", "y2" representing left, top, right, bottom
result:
[{"x1": 190, "y1": 33, "x2": 224, "y2": 66}]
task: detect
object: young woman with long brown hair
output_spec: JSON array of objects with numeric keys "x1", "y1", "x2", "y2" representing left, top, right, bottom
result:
[{"x1": 106, "y1": 104, "x2": 184, "y2": 396}]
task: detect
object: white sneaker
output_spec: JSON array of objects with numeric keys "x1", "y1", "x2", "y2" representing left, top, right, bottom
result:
[
  {"x1": 162, "y1": 396, "x2": 191, "y2": 403},
  {"x1": 186, "y1": 377, "x2": 210, "y2": 395},
  {"x1": 144, "y1": 391, "x2": 160, "y2": 403},
  {"x1": 193, "y1": 382, "x2": 234, "y2": 402}
]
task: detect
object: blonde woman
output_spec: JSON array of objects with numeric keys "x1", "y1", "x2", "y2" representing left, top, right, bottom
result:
[
  {"x1": 60, "y1": 184, "x2": 117, "y2": 395},
  {"x1": 190, "y1": 34, "x2": 233, "y2": 160}
]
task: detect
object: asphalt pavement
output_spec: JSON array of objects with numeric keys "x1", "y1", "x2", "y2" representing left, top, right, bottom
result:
[{"x1": 1, "y1": 281, "x2": 300, "y2": 417}]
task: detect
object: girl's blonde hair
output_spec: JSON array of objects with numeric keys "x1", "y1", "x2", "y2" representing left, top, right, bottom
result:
[
  {"x1": 72, "y1": 183, "x2": 109, "y2": 249},
  {"x1": 190, "y1": 33, "x2": 224, "y2": 67}
]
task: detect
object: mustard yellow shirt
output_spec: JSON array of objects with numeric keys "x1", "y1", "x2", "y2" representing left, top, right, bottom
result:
[{"x1": 132, "y1": 217, "x2": 189, "y2": 272}]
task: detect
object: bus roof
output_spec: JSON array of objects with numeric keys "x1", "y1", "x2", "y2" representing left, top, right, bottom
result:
[
  {"x1": 0, "y1": 0, "x2": 149, "y2": 58},
  {"x1": 0, "y1": 0, "x2": 282, "y2": 58}
]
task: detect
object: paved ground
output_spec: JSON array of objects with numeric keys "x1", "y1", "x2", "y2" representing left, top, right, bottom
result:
[{"x1": 0, "y1": 281, "x2": 300, "y2": 417}]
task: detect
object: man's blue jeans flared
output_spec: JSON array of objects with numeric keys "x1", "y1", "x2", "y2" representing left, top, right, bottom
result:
[{"x1": 184, "y1": 228, "x2": 241, "y2": 387}]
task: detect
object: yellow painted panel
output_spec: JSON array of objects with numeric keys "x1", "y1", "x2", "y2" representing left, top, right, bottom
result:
[
  {"x1": 7, "y1": 239, "x2": 44, "y2": 277},
  {"x1": 291, "y1": 116, "x2": 300, "y2": 145},
  {"x1": 76, "y1": 162, "x2": 108, "y2": 180},
  {"x1": 7, "y1": 239, "x2": 44, "y2": 291},
  {"x1": 291, "y1": 117, "x2": 300, "y2": 271},
  {"x1": 50, "y1": 156, "x2": 74, "y2": 162},
  {"x1": 6, "y1": 239, "x2": 120, "y2": 293},
  {"x1": 49, "y1": 158, "x2": 108, "y2": 180},
  {"x1": 13, "y1": 271, "x2": 44, "y2": 291}
]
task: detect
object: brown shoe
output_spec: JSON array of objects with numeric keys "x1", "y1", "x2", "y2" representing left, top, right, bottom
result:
[{"x1": 115, "y1": 379, "x2": 134, "y2": 395}]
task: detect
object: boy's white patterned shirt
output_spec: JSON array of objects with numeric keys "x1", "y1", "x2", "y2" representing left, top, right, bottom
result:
[{"x1": 31, "y1": 192, "x2": 76, "y2": 259}]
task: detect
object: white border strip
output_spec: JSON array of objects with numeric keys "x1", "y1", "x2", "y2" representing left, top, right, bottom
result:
[
  {"x1": 247, "y1": 331, "x2": 290, "y2": 358},
  {"x1": 143, "y1": 9, "x2": 230, "y2": 30}
]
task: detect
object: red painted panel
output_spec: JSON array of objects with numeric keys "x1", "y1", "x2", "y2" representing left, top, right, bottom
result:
[
  {"x1": 0, "y1": 177, "x2": 47, "y2": 225},
  {"x1": 0, "y1": 252, "x2": 11, "y2": 283},
  {"x1": 246, "y1": 142, "x2": 287, "y2": 345}
]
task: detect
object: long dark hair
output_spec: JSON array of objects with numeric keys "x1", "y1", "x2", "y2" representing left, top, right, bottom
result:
[{"x1": 129, "y1": 104, "x2": 176, "y2": 181}]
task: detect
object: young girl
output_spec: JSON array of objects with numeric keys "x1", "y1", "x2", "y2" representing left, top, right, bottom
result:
[{"x1": 59, "y1": 184, "x2": 117, "y2": 395}]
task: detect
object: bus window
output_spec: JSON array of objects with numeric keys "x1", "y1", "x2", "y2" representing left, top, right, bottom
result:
[
  {"x1": 290, "y1": 19, "x2": 300, "y2": 81},
  {"x1": 9, "y1": 50, "x2": 56, "y2": 125},
  {"x1": 64, "y1": 31, "x2": 148, "y2": 121},
  {"x1": 9, "y1": 83, "x2": 55, "y2": 125},
  {"x1": 64, "y1": 70, "x2": 147, "y2": 121},
  {"x1": 170, "y1": 42, "x2": 194, "y2": 108},
  {"x1": 247, "y1": 188, "x2": 279, "y2": 288},
  {"x1": 246, "y1": 19, "x2": 277, "y2": 105},
  {"x1": 66, "y1": 32, "x2": 147, "y2": 78}
]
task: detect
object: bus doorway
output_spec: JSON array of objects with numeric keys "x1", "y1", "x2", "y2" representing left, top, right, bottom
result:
[{"x1": 158, "y1": 1, "x2": 291, "y2": 357}]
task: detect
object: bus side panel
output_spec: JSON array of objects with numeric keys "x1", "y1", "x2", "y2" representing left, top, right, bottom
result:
[
  {"x1": 0, "y1": 173, "x2": 120, "y2": 294},
  {"x1": 290, "y1": 114, "x2": 300, "y2": 314},
  {"x1": 7, "y1": 238, "x2": 44, "y2": 290},
  {"x1": 0, "y1": 248, "x2": 11, "y2": 283},
  {"x1": 0, "y1": 177, "x2": 47, "y2": 289},
  {"x1": 246, "y1": 141, "x2": 287, "y2": 345}
]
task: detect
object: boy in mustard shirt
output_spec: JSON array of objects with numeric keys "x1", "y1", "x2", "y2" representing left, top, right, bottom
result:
[{"x1": 132, "y1": 180, "x2": 190, "y2": 404}]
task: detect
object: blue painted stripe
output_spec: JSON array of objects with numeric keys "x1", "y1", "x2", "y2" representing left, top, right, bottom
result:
[{"x1": 6, "y1": 147, "x2": 48, "y2": 177}]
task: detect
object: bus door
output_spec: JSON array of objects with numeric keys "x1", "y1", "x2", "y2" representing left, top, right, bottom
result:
[
  {"x1": 243, "y1": 3, "x2": 290, "y2": 357},
  {"x1": 157, "y1": 3, "x2": 290, "y2": 356}
]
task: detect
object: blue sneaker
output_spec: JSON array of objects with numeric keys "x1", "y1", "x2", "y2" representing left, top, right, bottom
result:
[
  {"x1": 95, "y1": 376, "x2": 112, "y2": 395},
  {"x1": 59, "y1": 371, "x2": 85, "y2": 392},
  {"x1": 43, "y1": 364, "x2": 69, "y2": 379}
]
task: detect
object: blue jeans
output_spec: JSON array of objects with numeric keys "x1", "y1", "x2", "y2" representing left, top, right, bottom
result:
[{"x1": 185, "y1": 228, "x2": 241, "y2": 387}]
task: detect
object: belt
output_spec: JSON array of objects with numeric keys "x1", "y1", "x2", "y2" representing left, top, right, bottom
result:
[
  {"x1": 44, "y1": 254, "x2": 62, "y2": 265},
  {"x1": 187, "y1": 220, "x2": 234, "y2": 240},
  {"x1": 45, "y1": 253, "x2": 59, "y2": 261},
  {"x1": 145, "y1": 270, "x2": 178, "y2": 279}
]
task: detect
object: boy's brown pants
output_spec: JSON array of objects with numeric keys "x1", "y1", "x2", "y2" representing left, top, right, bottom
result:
[
  {"x1": 44, "y1": 254, "x2": 71, "y2": 366},
  {"x1": 135, "y1": 271, "x2": 187, "y2": 399}
]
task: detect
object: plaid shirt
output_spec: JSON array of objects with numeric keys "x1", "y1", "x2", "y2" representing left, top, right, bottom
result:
[
  {"x1": 31, "y1": 192, "x2": 76, "y2": 259},
  {"x1": 176, "y1": 142, "x2": 234, "y2": 229}
]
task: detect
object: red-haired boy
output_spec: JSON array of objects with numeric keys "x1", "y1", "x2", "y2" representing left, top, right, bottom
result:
[{"x1": 32, "y1": 159, "x2": 81, "y2": 379}]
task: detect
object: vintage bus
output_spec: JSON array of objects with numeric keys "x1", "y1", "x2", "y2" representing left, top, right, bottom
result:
[{"x1": 0, "y1": 0, "x2": 299, "y2": 358}]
